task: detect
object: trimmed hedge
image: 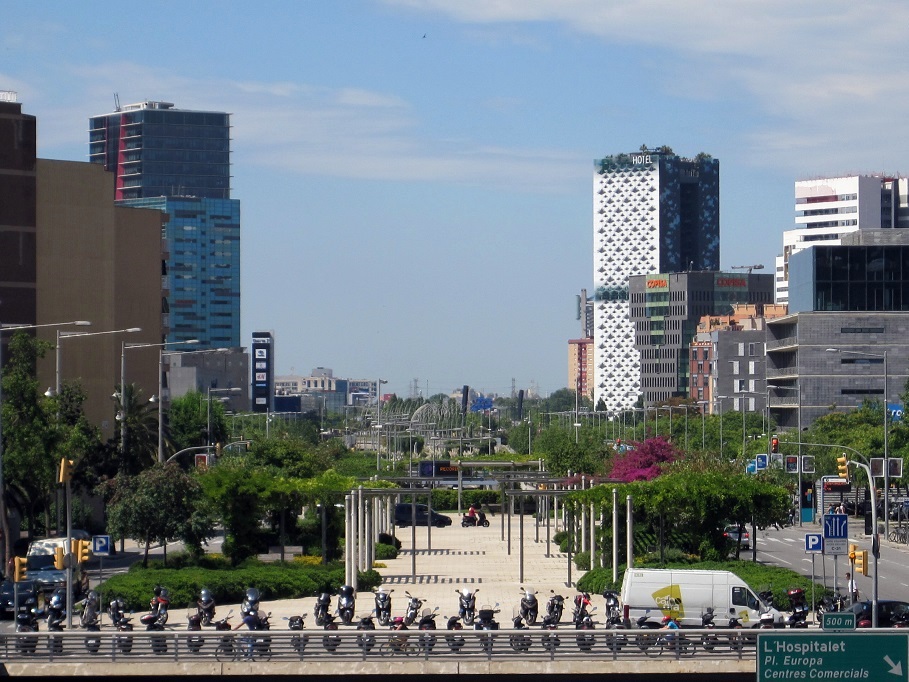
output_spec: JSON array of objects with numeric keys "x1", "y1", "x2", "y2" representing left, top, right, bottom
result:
[
  {"x1": 375, "y1": 543, "x2": 398, "y2": 560},
  {"x1": 99, "y1": 561, "x2": 382, "y2": 611}
]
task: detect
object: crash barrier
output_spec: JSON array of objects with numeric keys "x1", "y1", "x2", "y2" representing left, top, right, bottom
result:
[{"x1": 0, "y1": 628, "x2": 758, "y2": 663}]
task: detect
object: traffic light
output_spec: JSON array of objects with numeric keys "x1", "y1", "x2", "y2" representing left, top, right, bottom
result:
[
  {"x1": 54, "y1": 546, "x2": 65, "y2": 570},
  {"x1": 855, "y1": 549, "x2": 868, "y2": 576},
  {"x1": 58, "y1": 457, "x2": 74, "y2": 484},
  {"x1": 215, "y1": 442, "x2": 221, "y2": 457},
  {"x1": 13, "y1": 556, "x2": 28, "y2": 582},
  {"x1": 71, "y1": 539, "x2": 91, "y2": 564},
  {"x1": 837, "y1": 455, "x2": 849, "y2": 479},
  {"x1": 770, "y1": 436, "x2": 780, "y2": 454}
]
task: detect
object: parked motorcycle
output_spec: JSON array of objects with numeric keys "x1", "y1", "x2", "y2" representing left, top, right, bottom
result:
[
  {"x1": 356, "y1": 613, "x2": 377, "y2": 652},
  {"x1": 16, "y1": 607, "x2": 40, "y2": 655},
  {"x1": 46, "y1": 592, "x2": 66, "y2": 655},
  {"x1": 541, "y1": 614, "x2": 560, "y2": 653},
  {"x1": 140, "y1": 587, "x2": 170, "y2": 654},
  {"x1": 509, "y1": 611, "x2": 531, "y2": 653},
  {"x1": 108, "y1": 597, "x2": 135, "y2": 654},
  {"x1": 403, "y1": 591, "x2": 423, "y2": 626},
  {"x1": 322, "y1": 613, "x2": 342, "y2": 653},
  {"x1": 286, "y1": 614, "x2": 309, "y2": 657},
  {"x1": 575, "y1": 607, "x2": 596, "y2": 652},
  {"x1": 602, "y1": 591, "x2": 626, "y2": 650},
  {"x1": 314, "y1": 592, "x2": 332, "y2": 626},
  {"x1": 457, "y1": 588, "x2": 478, "y2": 626},
  {"x1": 546, "y1": 590, "x2": 565, "y2": 624},
  {"x1": 445, "y1": 616, "x2": 466, "y2": 653},
  {"x1": 373, "y1": 586, "x2": 394, "y2": 626},
  {"x1": 475, "y1": 603, "x2": 500, "y2": 654},
  {"x1": 81, "y1": 590, "x2": 102, "y2": 654},
  {"x1": 572, "y1": 592, "x2": 592, "y2": 625},
  {"x1": 417, "y1": 607, "x2": 439, "y2": 652},
  {"x1": 786, "y1": 588, "x2": 809, "y2": 628},
  {"x1": 240, "y1": 587, "x2": 260, "y2": 617},
  {"x1": 337, "y1": 585, "x2": 356, "y2": 625},
  {"x1": 197, "y1": 588, "x2": 216, "y2": 626},
  {"x1": 251, "y1": 610, "x2": 273, "y2": 659},
  {"x1": 186, "y1": 608, "x2": 205, "y2": 653},
  {"x1": 519, "y1": 586, "x2": 539, "y2": 625},
  {"x1": 700, "y1": 608, "x2": 720, "y2": 650},
  {"x1": 212, "y1": 611, "x2": 235, "y2": 660},
  {"x1": 816, "y1": 594, "x2": 847, "y2": 620}
]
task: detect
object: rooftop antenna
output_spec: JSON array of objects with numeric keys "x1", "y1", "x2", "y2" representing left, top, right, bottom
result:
[{"x1": 113, "y1": 93, "x2": 121, "y2": 112}]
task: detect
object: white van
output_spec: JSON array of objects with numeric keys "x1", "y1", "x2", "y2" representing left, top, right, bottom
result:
[{"x1": 620, "y1": 568, "x2": 783, "y2": 628}]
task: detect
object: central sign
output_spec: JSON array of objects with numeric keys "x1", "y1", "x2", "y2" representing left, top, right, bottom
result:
[{"x1": 757, "y1": 633, "x2": 908, "y2": 680}]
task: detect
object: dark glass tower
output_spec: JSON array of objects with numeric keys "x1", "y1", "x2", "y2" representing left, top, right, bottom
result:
[{"x1": 89, "y1": 101, "x2": 240, "y2": 348}]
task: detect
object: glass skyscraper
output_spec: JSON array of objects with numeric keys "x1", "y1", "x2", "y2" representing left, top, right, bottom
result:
[{"x1": 89, "y1": 101, "x2": 240, "y2": 348}]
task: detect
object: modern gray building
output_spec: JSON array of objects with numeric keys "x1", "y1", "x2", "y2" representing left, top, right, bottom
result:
[{"x1": 767, "y1": 230, "x2": 909, "y2": 429}]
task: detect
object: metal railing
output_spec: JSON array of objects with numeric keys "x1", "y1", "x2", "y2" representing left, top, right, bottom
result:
[{"x1": 0, "y1": 628, "x2": 758, "y2": 663}]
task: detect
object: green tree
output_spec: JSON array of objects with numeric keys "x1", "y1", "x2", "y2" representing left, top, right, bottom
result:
[
  {"x1": 98, "y1": 463, "x2": 215, "y2": 566},
  {"x1": 112, "y1": 382, "x2": 159, "y2": 475},
  {"x1": 168, "y1": 391, "x2": 229, "y2": 455}
]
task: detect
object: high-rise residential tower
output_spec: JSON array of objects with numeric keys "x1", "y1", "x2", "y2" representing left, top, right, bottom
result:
[
  {"x1": 592, "y1": 149, "x2": 719, "y2": 411},
  {"x1": 88, "y1": 101, "x2": 240, "y2": 348}
]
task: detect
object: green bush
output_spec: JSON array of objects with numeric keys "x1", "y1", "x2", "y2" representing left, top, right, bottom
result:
[
  {"x1": 573, "y1": 551, "x2": 590, "y2": 571},
  {"x1": 577, "y1": 567, "x2": 622, "y2": 595},
  {"x1": 374, "y1": 543, "x2": 398, "y2": 560},
  {"x1": 378, "y1": 533, "x2": 401, "y2": 550},
  {"x1": 101, "y1": 562, "x2": 382, "y2": 611}
]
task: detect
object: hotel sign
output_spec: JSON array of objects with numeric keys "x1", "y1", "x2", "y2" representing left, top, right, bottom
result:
[{"x1": 646, "y1": 279, "x2": 668, "y2": 289}]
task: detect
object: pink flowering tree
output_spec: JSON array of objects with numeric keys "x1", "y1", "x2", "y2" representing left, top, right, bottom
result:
[{"x1": 608, "y1": 437, "x2": 680, "y2": 482}]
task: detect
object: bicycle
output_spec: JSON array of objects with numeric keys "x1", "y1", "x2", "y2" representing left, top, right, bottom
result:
[
  {"x1": 215, "y1": 635, "x2": 272, "y2": 662},
  {"x1": 379, "y1": 636, "x2": 418, "y2": 657},
  {"x1": 888, "y1": 527, "x2": 908, "y2": 543},
  {"x1": 641, "y1": 632, "x2": 696, "y2": 657}
]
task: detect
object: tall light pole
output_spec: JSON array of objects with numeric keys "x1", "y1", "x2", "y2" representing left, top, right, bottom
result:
[
  {"x1": 0, "y1": 320, "x2": 90, "y2": 569},
  {"x1": 697, "y1": 400, "x2": 708, "y2": 450},
  {"x1": 827, "y1": 348, "x2": 890, "y2": 536}
]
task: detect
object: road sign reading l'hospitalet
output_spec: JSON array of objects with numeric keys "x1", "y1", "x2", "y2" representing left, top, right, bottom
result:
[{"x1": 757, "y1": 632, "x2": 908, "y2": 680}]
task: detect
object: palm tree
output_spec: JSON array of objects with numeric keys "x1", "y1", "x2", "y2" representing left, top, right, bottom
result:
[{"x1": 112, "y1": 382, "x2": 159, "y2": 475}]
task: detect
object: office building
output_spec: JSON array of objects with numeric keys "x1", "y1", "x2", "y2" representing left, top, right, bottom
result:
[
  {"x1": 593, "y1": 149, "x2": 720, "y2": 410},
  {"x1": 767, "y1": 230, "x2": 909, "y2": 429},
  {"x1": 0, "y1": 93, "x2": 37, "y2": 332},
  {"x1": 88, "y1": 101, "x2": 240, "y2": 349},
  {"x1": 35, "y1": 160, "x2": 163, "y2": 437},
  {"x1": 775, "y1": 175, "x2": 909, "y2": 303},
  {"x1": 628, "y1": 272, "x2": 773, "y2": 406}
]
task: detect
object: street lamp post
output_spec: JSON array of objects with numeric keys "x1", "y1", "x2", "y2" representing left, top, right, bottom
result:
[
  {"x1": 827, "y1": 348, "x2": 890, "y2": 537},
  {"x1": 207, "y1": 386, "x2": 241, "y2": 451},
  {"x1": 767, "y1": 384, "x2": 802, "y2": 525}
]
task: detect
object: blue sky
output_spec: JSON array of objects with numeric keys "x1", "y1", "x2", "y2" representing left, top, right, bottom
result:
[{"x1": 5, "y1": 1, "x2": 909, "y2": 399}]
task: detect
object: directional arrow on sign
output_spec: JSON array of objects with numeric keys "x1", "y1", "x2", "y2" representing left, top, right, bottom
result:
[{"x1": 884, "y1": 655, "x2": 902, "y2": 676}]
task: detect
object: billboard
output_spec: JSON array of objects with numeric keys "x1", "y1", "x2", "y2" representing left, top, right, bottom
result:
[{"x1": 251, "y1": 331, "x2": 274, "y2": 413}]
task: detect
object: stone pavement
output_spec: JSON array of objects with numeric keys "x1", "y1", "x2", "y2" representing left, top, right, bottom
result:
[{"x1": 218, "y1": 512, "x2": 585, "y2": 629}]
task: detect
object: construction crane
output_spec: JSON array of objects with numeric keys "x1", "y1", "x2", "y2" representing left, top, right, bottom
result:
[{"x1": 731, "y1": 264, "x2": 764, "y2": 274}]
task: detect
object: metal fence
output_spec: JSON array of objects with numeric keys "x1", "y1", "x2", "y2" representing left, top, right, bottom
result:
[{"x1": 0, "y1": 628, "x2": 756, "y2": 663}]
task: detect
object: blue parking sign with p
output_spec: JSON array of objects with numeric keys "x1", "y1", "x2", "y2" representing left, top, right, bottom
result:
[
  {"x1": 805, "y1": 533, "x2": 823, "y2": 553},
  {"x1": 92, "y1": 535, "x2": 111, "y2": 556}
]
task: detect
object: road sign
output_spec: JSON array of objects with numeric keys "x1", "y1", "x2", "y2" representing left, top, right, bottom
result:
[
  {"x1": 758, "y1": 633, "x2": 908, "y2": 680},
  {"x1": 822, "y1": 612, "x2": 856, "y2": 631},
  {"x1": 755, "y1": 454, "x2": 768, "y2": 470},
  {"x1": 92, "y1": 535, "x2": 111, "y2": 557},
  {"x1": 805, "y1": 533, "x2": 823, "y2": 553},
  {"x1": 824, "y1": 513, "x2": 848, "y2": 540}
]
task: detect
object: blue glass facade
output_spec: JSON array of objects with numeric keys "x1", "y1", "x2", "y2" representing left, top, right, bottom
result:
[
  {"x1": 89, "y1": 102, "x2": 240, "y2": 349},
  {"x1": 122, "y1": 196, "x2": 240, "y2": 348}
]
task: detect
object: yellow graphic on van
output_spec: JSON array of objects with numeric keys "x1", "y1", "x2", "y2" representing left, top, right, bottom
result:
[{"x1": 651, "y1": 584, "x2": 684, "y2": 619}]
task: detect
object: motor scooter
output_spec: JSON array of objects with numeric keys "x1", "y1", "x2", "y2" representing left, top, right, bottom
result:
[
  {"x1": 356, "y1": 613, "x2": 377, "y2": 652},
  {"x1": 445, "y1": 616, "x2": 465, "y2": 652},
  {"x1": 575, "y1": 607, "x2": 596, "y2": 652},
  {"x1": 461, "y1": 510, "x2": 490, "y2": 527},
  {"x1": 602, "y1": 591, "x2": 626, "y2": 650},
  {"x1": 314, "y1": 592, "x2": 332, "y2": 626},
  {"x1": 286, "y1": 614, "x2": 309, "y2": 657},
  {"x1": 546, "y1": 590, "x2": 565, "y2": 624},
  {"x1": 475, "y1": 603, "x2": 500, "y2": 654},
  {"x1": 519, "y1": 586, "x2": 538, "y2": 625},
  {"x1": 572, "y1": 592, "x2": 591, "y2": 625},
  {"x1": 337, "y1": 585, "x2": 356, "y2": 625},
  {"x1": 81, "y1": 590, "x2": 102, "y2": 654},
  {"x1": 403, "y1": 591, "x2": 423, "y2": 626},
  {"x1": 457, "y1": 588, "x2": 478, "y2": 626},
  {"x1": 197, "y1": 588, "x2": 216, "y2": 626},
  {"x1": 186, "y1": 608, "x2": 205, "y2": 653},
  {"x1": 417, "y1": 607, "x2": 439, "y2": 652},
  {"x1": 108, "y1": 597, "x2": 134, "y2": 654},
  {"x1": 509, "y1": 610, "x2": 531, "y2": 652},
  {"x1": 373, "y1": 586, "x2": 393, "y2": 626},
  {"x1": 541, "y1": 613, "x2": 560, "y2": 653}
]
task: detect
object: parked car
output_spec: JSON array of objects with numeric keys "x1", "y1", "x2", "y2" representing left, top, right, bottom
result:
[
  {"x1": 0, "y1": 579, "x2": 39, "y2": 619},
  {"x1": 848, "y1": 599, "x2": 909, "y2": 627},
  {"x1": 722, "y1": 524, "x2": 750, "y2": 550},
  {"x1": 394, "y1": 503, "x2": 452, "y2": 528}
]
